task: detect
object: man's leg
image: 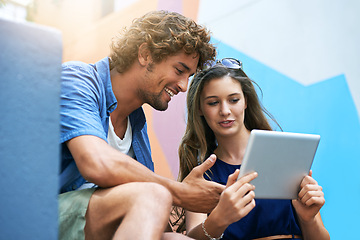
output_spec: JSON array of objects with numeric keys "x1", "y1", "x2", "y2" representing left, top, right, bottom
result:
[
  {"x1": 85, "y1": 182, "x2": 172, "y2": 240},
  {"x1": 162, "y1": 233, "x2": 195, "y2": 239}
]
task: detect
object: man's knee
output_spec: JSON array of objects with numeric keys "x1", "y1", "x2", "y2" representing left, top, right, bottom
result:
[
  {"x1": 135, "y1": 182, "x2": 173, "y2": 208},
  {"x1": 108, "y1": 182, "x2": 172, "y2": 209},
  {"x1": 86, "y1": 183, "x2": 173, "y2": 224}
]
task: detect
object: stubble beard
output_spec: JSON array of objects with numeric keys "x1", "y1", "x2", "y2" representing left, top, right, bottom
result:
[
  {"x1": 139, "y1": 89, "x2": 169, "y2": 111},
  {"x1": 150, "y1": 95, "x2": 168, "y2": 111},
  {"x1": 141, "y1": 64, "x2": 169, "y2": 111}
]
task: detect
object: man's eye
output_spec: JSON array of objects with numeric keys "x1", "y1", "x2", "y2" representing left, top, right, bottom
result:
[{"x1": 176, "y1": 68, "x2": 183, "y2": 74}]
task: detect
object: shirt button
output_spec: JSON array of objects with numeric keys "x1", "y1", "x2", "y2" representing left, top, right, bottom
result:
[{"x1": 72, "y1": 184, "x2": 77, "y2": 190}]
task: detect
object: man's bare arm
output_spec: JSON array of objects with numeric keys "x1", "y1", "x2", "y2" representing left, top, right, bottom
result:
[{"x1": 67, "y1": 135, "x2": 225, "y2": 213}]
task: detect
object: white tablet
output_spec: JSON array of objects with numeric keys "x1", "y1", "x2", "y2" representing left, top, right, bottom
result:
[{"x1": 237, "y1": 129, "x2": 320, "y2": 199}]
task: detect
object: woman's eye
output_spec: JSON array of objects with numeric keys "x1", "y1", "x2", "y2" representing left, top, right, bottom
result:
[
  {"x1": 207, "y1": 101, "x2": 218, "y2": 106},
  {"x1": 230, "y1": 98, "x2": 240, "y2": 103}
]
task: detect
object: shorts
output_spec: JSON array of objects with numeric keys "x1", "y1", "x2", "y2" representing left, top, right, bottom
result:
[{"x1": 58, "y1": 188, "x2": 96, "y2": 240}]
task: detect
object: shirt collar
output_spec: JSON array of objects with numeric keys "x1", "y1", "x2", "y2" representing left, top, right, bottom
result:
[
  {"x1": 93, "y1": 57, "x2": 146, "y2": 131},
  {"x1": 129, "y1": 107, "x2": 146, "y2": 131},
  {"x1": 93, "y1": 57, "x2": 117, "y2": 113}
]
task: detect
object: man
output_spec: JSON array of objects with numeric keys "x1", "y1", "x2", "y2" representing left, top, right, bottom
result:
[{"x1": 59, "y1": 10, "x2": 224, "y2": 240}]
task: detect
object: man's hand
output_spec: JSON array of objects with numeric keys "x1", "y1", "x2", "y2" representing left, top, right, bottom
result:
[{"x1": 178, "y1": 154, "x2": 225, "y2": 213}]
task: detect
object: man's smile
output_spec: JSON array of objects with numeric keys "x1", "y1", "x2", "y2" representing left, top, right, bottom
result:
[{"x1": 164, "y1": 87, "x2": 175, "y2": 97}]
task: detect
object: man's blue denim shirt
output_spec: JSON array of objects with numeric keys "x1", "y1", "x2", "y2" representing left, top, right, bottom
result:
[{"x1": 59, "y1": 57, "x2": 154, "y2": 193}]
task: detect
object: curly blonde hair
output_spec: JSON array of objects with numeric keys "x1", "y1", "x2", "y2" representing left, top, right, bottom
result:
[{"x1": 109, "y1": 10, "x2": 216, "y2": 73}]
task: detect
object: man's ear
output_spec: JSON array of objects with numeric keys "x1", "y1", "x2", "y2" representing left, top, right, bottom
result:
[{"x1": 138, "y1": 43, "x2": 151, "y2": 66}]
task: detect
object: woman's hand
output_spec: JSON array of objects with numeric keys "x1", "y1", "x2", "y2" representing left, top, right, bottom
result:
[
  {"x1": 292, "y1": 170, "x2": 325, "y2": 222},
  {"x1": 210, "y1": 170, "x2": 258, "y2": 228},
  {"x1": 186, "y1": 170, "x2": 258, "y2": 239}
]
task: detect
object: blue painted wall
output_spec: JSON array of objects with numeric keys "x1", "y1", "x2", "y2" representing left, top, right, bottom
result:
[{"x1": 0, "y1": 19, "x2": 62, "y2": 239}]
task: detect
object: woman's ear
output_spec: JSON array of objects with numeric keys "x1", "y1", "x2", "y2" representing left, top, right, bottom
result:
[
  {"x1": 198, "y1": 106, "x2": 204, "y2": 116},
  {"x1": 138, "y1": 43, "x2": 151, "y2": 66}
]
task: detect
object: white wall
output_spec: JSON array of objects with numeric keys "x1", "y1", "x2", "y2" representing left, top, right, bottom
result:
[{"x1": 199, "y1": 0, "x2": 360, "y2": 117}]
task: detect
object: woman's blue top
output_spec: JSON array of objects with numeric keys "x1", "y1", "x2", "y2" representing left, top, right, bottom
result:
[{"x1": 205, "y1": 158, "x2": 302, "y2": 240}]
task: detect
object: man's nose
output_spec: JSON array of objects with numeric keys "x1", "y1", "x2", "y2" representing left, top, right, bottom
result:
[{"x1": 177, "y1": 76, "x2": 189, "y2": 92}]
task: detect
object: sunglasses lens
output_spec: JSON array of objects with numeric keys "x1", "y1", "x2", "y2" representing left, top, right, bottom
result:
[
  {"x1": 220, "y1": 58, "x2": 242, "y2": 69},
  {"x1": 205, "y1": 58, "x2": 243, "y2": 70}
]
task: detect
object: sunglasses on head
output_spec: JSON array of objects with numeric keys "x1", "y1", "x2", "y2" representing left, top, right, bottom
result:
[
  {"x1": 205, "y1": 58, "x2": 243, "y2": 70},
  {"x1": 216, "y1": 58, "x2": 243, "y2": 70}
]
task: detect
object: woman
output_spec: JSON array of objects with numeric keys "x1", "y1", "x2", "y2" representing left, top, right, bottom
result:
[{"x1": 177, "y1": 58, "x2": 330, "y2": 240}]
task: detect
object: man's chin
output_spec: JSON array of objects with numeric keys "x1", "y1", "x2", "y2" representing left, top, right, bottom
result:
[
  {"x1": 150, "y1": 102, "x2": 169, "y2": 111},
  {"x1": 146, "y1": 96, "x2": 170, "y2": 111},
  {"x1": 154, "y1": 106, "x2": 168, "y2": 111}
]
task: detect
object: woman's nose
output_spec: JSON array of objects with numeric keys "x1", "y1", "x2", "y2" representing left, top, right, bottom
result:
[{"x1": 220, "y1": 102, "x2": 231, "y2": 115}]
